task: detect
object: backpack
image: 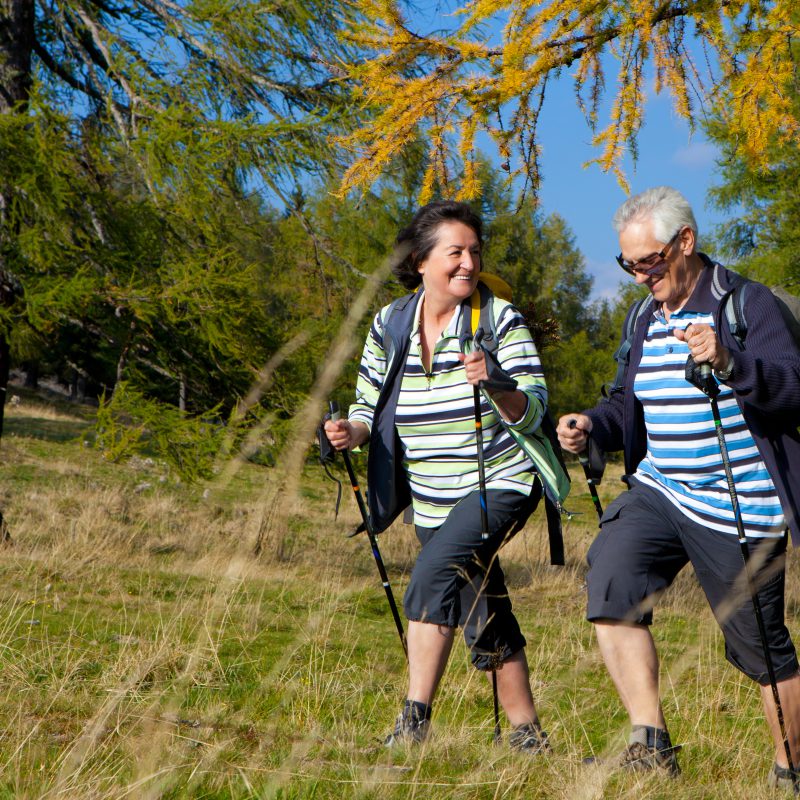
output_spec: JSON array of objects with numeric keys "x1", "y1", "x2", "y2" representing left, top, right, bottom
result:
[
  {"x1": 723, "y1": 278, "x2": 800, "y2": 350},
  {"x1": 609, "y1": 271, "x2": 800, "y2": 392},
  {"x1": 381, "y1": 276, "x2": 570, "y2": 566}
]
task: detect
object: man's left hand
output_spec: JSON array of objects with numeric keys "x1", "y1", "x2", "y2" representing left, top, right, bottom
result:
[{"x1": 674, "y1": 323, "x2": 731, "y2": 372}]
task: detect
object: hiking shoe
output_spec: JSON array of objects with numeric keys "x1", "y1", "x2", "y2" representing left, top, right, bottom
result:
[
  {"x1": 383, "y1": 710, "x2": 430, "y2": 747},
  {"x1": 509, "y1": 722, "x2": 550, "y2": 755},
  {"x1": 617, "y1": 740, "x2": 681, "y2": 776},
  {"x1": 768, "y1": 763, "x2": 800, "y2": 794},
  {"x1": 584, "y1": 726, "x2": 681, "y2": 776}
]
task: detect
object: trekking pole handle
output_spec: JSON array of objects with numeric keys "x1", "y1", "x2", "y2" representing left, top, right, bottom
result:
[
  {"x1": 329, "y1": 400, "x2": 340, "y2": 422},
  {"x1": 568, "y1": 419, "x2": 590, "y2": 467}
]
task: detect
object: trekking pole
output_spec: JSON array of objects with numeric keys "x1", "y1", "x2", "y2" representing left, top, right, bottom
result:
[
  {"x1": 690, "y1": 361, "x2": 796, "y2": 785},
  {"x1": 472, "y1": 329, "x2": 501, "y2": 744},
  {"x1": 328, "y1": 402, "x2": 407, "y2": 658},
  {"x1": 568, "y1": 419, "x2": 603, "y2": 521}
]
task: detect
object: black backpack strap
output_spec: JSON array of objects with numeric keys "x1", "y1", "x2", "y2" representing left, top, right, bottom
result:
[
  {"x1": 720, "y1": 272, "x2": 750, "y2": 349},
  {"x1": 539, "y1": 412, "x2": 567, "y2": 565},
  {"x1": 730, "y1": 281, "x2": 748, "y2": 347},
  {"x1": 382, "y1": 293, "x2": 417, "y2": 370},
  {"x1": 504, "y1": 476, "x2": 564, "y2": 566},
  {"x1": 609, "y1": 296, "x2": 652, "y2": 392},
  {"x1": 544, "y1": 494, "x2": 565, "y2": 566}
]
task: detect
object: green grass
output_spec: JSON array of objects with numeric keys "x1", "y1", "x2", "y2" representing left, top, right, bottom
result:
[{"x1": 0, "y1": 397, "x2": 792, "y2": 798}]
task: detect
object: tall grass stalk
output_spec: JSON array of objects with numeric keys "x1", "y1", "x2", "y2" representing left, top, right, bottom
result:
[{"x1": 0, "y1": 388, "x2": 794, "y2": 798}]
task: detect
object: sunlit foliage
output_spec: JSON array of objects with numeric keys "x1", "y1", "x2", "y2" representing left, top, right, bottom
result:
[{"x1": 336, "y1": 0, "x2": 799, "y2": 202}]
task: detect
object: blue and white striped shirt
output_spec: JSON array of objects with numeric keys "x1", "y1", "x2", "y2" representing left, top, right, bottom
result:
[{"x1": 633, "y1": 306, "x2": 785, "y2": 538}]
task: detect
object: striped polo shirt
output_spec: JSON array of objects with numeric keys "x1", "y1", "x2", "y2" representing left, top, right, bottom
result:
[
  {"x1": 633, "y1": 277, "x2": 785, "y2": 538},
  {"x1": 349, "y1": 292, "x2": 546, "y2": 528}
]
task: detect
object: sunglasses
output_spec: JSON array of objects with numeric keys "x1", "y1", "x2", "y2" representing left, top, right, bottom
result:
[{"x1": 616, "y1": 230, "x2": 681, "y2": 276}]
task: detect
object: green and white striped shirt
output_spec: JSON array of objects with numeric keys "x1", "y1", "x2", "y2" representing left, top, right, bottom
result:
[{"x1": 349, "y1": 292, "x2": 548, "y2": 528}]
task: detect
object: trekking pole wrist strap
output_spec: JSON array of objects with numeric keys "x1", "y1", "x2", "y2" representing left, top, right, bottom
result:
[{"x1": 481, "y1": 347, "x2": 518, "y2": 393}]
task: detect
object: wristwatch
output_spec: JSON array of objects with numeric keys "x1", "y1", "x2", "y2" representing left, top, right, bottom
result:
[{"x1": 714, "y1": 354, "x2": 735, "y2": 381}]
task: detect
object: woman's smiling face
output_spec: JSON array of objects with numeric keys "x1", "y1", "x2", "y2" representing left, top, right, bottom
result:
[{"x1": 416, "y1": 221, "x2": 481, "y2": 307}]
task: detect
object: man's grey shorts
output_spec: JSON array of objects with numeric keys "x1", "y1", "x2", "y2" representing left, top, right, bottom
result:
[
  {"x1": 586, "y1": 477, "x2": 798, "y2": 684},
  {"x1": 403, "y1": 481, "x2": 541, "y2": 671}
]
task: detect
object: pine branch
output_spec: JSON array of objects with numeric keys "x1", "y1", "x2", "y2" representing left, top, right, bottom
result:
[{"x1": 32, "y1": 38, "x2": 104, "y2": 103}]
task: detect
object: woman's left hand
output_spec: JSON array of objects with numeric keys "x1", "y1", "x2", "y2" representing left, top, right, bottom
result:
[{"x1": 457, "y1": 350, "x2": 489, "y2": 386}]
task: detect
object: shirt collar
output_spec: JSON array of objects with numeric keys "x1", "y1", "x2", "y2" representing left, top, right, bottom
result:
[{"x1": 410, "y1": 291, "x2": 463, "y2": 341}]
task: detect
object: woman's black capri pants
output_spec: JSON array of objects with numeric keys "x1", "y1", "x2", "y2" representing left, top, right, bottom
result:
[{"x1": 403, "y1": 481, "x2": 541, "y2": 671}]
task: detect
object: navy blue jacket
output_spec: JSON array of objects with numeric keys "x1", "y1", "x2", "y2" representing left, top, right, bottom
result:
[{"x1": 586, "y1": 259, "x2": 800, "y2": 543}]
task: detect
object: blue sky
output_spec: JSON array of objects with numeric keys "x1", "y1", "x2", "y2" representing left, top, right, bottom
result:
[
  {"x1": 532, "y1": 74, "x2": 724, "y2": 300},
  {"x1": 413, "y1": 0, "x2": 727, "y2": 301}
]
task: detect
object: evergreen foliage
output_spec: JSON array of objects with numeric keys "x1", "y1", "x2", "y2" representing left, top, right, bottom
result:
[
  {"x1": 0, "y1": 0, "x2": 361, "y2": 432},
  {"x1": 706, "y1": 83, "x2": 800, "y2": 291},
  {"x1": 336, "y1": 0, "x2": 799, "y2": 203},
  {"x1": 95, "y1": 382, "x2": 230, "y2": 482}
]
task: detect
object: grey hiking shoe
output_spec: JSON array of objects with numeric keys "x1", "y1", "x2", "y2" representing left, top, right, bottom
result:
[
  {"x1": 768, "y1": 763, "x2": 800, "y2": 794},
  {"x1": 383, "y1": 709, "x2": 430, "y2": 747},
  {"x1": 509, "y1": 722, "x2": 550, "y2": 755},
  {"x1": 584, "y1": 726, "x2": 681, "y2": 776}
]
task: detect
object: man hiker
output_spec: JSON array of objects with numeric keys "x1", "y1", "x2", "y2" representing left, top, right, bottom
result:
[{"x1": 557, "y1": 186, "x2": 800, "y2": 789}]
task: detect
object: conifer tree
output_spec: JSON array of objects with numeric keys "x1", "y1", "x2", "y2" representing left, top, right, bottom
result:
[
  {"x1": 706, "y1": 87, "x2": 800, "y2": 290},
  {"x1": 336, "y1": 0, "x2": 798, "y2": 203},
  {"x1": 0, "y1": 0, "x2": 358, "y2": 430}
]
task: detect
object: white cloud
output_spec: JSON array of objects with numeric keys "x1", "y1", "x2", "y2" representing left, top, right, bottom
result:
[{"x1": 671, "y1": 141, "x2": 719, "y2": 168}]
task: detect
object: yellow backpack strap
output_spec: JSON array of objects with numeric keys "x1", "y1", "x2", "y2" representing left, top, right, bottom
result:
[
  {"x1": 478, "y1": 273, "x2": 513, "y2": 301},
  {"x1": 470, "y1": 287, "x2": 481, "y2": 337},
  {"x1": 468, "y1": 274, "x2": 513, "y2": 338}
]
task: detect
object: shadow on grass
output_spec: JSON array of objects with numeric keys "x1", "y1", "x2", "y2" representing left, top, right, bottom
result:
[{"x1": 4, "y1": 416, "x2": 93, "y2": 444}]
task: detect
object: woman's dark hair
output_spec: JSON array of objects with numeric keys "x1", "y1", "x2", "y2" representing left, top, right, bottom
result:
[{"x1": 392, "y1": 200, "x2": 483, "y2": 290}]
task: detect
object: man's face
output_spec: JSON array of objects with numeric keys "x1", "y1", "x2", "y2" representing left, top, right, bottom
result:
[{"x1": 618, "y1": 218, "x2": 693, "y2": 310}]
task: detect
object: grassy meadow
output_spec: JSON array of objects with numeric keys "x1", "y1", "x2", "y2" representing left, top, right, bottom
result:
[{"x1": 0, "y1": 392, "x2": 794, "y2": 799}]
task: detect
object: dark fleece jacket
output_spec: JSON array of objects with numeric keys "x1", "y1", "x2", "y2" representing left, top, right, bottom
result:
[{"x1": 585, "y1": 258, "x2": 800, "y2": 543}]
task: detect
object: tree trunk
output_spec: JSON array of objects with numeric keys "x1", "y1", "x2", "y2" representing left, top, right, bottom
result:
[
  {"x1": 0, "y1": 0, "x2": 35, "y2": 443},
  {"x1": 112, "y1": 319, "x2": 136, "y2": 395},
  {"x1": 23, "y1": 360, "x2": 38, "y2": 389},
  {"x1": 0, "y1": 0, "x2": 35, "y2": 114}
]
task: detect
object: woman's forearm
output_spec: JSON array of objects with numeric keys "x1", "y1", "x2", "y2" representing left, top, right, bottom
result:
[{"x1": 487, "y1": 388, "x2": 529, "y2": 424}]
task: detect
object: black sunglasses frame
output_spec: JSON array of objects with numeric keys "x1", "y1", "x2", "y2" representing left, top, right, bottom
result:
[{"x1": 616, "y1": 230, "x2": 682, "y2": 276}]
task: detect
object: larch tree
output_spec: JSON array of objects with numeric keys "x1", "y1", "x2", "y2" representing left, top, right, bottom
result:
[
  {"x1": 705, "y1": 85, "x2": 800, "y2": 290},
  {"x1": 0, "y1": 0, "x2": 357, "y2": 432},
  {"x1": 335, "y1": 0, "x2": 799, "y2": 203}
]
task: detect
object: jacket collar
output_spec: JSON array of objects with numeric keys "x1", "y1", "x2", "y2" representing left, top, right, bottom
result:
[{"x1": 656, "y1": 253, "x2": 732, "y2": 317}]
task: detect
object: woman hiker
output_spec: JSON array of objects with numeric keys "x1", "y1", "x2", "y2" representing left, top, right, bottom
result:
[{"x1": 324, "y1": 200, "x2": 569, "y2": 750}]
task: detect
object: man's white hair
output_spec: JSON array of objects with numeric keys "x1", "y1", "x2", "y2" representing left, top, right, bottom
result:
[{"x1": 612, "y1": 186, "x2": 698, "y2": 244}]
